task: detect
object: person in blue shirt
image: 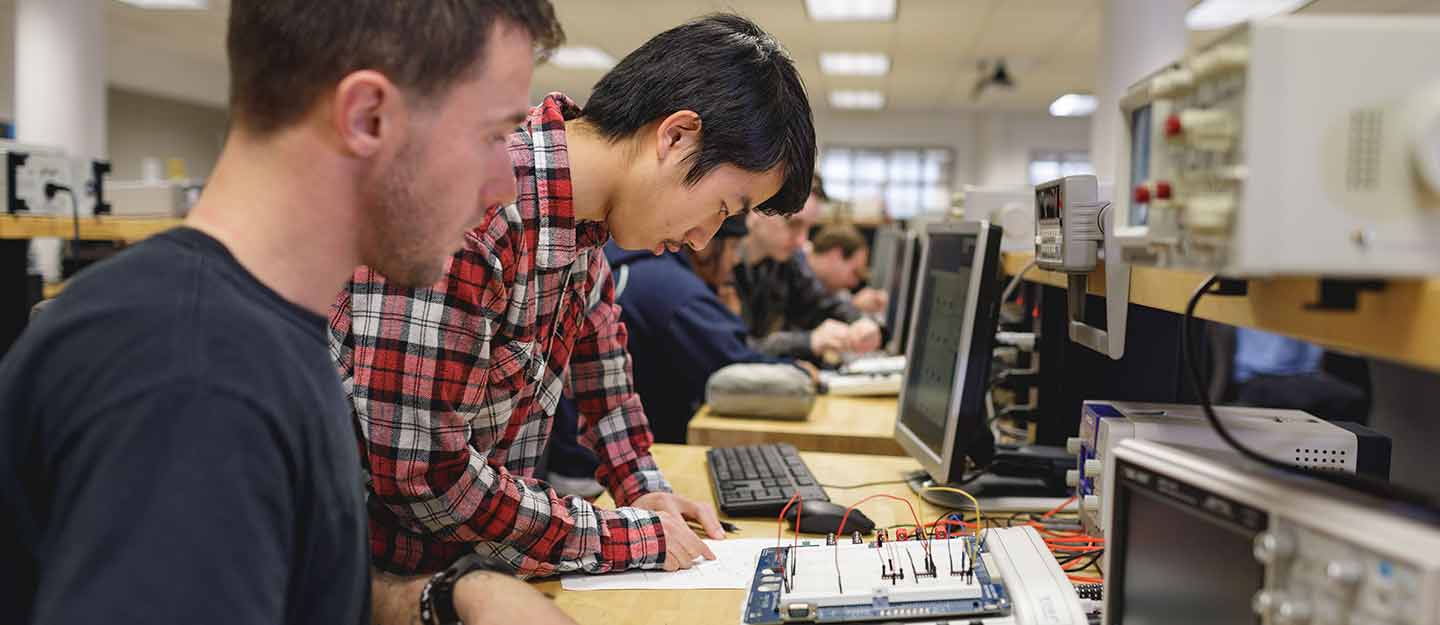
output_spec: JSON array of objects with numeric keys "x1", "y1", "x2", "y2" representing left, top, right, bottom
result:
[
  {"x1": 546, "y1": 216, "x2": 795, "y2": 492},
  {"x1": 605, "y1": 215, "x2": 795, "y2": 443}
]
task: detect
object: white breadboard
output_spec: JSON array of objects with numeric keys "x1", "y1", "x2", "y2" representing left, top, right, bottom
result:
[{"x1": 782, "y1": 537, "x2": 984, "y2": 607}]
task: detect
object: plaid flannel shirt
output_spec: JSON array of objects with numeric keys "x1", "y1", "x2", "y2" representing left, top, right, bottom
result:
[{"x1": 329, "y1": 93, "x2": 671, "y2": 578}]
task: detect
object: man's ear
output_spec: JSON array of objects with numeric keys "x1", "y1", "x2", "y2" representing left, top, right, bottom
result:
[
  {"x1": 654, "y1": 110, "x2": 702, "y2": 164},
  {"x1": 331, "y1": 70, "x2": 405, "y2": 159}
]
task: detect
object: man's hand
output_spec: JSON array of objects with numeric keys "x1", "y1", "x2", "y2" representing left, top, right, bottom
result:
[
  {"x1": 848, "y1": 318, "x2": 882, "y2": 353},
  {"x1": 632, "y1": 492, "x2": 723, "y2": 571},
  {"x1": 851, "y1": 288, "x2": 888, "y2": 314},
  {"x1": 810, "y1": 319, "x2": 851, "y2": 356}
]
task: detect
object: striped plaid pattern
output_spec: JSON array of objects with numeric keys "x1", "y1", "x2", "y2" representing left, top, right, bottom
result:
[{"x1": 330, "y1": 93, "x2": 670, "y2": 578}]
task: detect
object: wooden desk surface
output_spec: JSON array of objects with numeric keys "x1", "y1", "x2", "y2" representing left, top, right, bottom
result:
[
  {"x1": 1001, "y1": 251, "x2": 1440, "y2": 374},
  {"x1": 687, "y1": 395, "x2": 904, "y2": 456},
  {"x1": 535, "y1": 444, "x2": 937, "y2": 625},
  {"x1": 0, "y1": 214, "x2": 182, "y2": 242}
]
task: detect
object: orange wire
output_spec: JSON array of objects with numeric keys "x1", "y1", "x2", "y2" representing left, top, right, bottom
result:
[
  {"x1": 1067, "y1": 574, "x2": 1104, "y2": 584},
  {"x1": 1041, "y1": 495, "x2": 1078, "y2": 519}
]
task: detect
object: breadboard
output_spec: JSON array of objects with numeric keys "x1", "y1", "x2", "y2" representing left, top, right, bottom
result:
[
  {"x1": 786, "y1": 537, "x2": 985, "y2": 606},
  {"x1": 742, "y1": 535, "x2": 1011, "y2": 624}
]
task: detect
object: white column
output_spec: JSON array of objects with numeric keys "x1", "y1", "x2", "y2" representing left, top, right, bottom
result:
[
  {"x1": 14, "y1": 0, "x2": 106, "y2": 282},
  {"x1": 1090, "y1": 0, "x2": 1188, "y2": 182}
]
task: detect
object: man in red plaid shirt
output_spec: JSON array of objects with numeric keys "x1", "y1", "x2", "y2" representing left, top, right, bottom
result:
[{"x1": 330, "y1": 14, "x2": 816, "y2": 578}]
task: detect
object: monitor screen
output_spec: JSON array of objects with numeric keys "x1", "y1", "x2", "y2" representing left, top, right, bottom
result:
[
  {"x1": 891, "y1": 235, "x2": 923, "y2": 352},
  {"x1": 1129, "y1": 104, "x2": 1152, "y2": 227},
  {"x1": 1110, "y1": 461, "x2": 1265, "y2": 625},
  {"x1": 870, "y1": 228, "x2": 901, "y2": 296},
  {"x1": 873, "y1": 229, "x2": 904, "y2": 327},
  {"x1": 899, "y1": 231, "x2": 979, "y2": 457}
]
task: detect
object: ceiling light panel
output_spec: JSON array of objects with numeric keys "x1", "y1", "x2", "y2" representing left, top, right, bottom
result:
[
  {"x1": 548, "y1": 46, "x2": 617, "y2": 70},
  {"x1": 829, "y1": 90, "x2": 886, "y2": 110},
  {"x1": 819, "y1": 52, "x2": 891, "y2": 76},
  {"x1": 805, "y1": 0, "x2": 897, "y2": 22},
  {"x1": 1185, "y1": 0, "x2": 1308, "y2": 30},
  {"x1": 1049, "y1": 94, "x2": 1097, "y2": 117},
  {"x1": 115, "y1": 0, "x2": 208, "y2": 8}
]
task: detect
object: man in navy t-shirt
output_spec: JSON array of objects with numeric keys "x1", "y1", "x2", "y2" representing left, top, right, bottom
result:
[{"x1": 0, "y1": 2, "x2": 574, "y2": 624}]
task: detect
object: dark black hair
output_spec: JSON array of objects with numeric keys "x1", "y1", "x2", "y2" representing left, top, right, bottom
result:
[
  {"x1": 579, "y1": 13, "x2": 816, "y2": 216},
  {"x1": 228, "y1": 0, "x2": 564, "y2": 134}
]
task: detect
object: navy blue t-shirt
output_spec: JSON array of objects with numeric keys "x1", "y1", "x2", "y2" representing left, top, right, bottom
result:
[{"x1": 0, "y1": 228, "x2": 368, "y2": 624}]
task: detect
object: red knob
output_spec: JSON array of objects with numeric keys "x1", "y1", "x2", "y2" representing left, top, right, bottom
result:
[
  {"x1": 1134, "y1": 185, "x2": 1151, "y2": 204},
  {"x1": 1155, "y1": 181, "x2": 1173, "y2": 200},
  {"x1": 1164, "y1": 114, "x2": 1183, "y2": 137}
]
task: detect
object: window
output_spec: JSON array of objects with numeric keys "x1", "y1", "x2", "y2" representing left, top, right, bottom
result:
[
  {"x1": 1028, "y1": 149, "x2": 1093, "y2": 186},
  {"x1": 819, "y1": 146, "x2": 953, "y2": 219}
]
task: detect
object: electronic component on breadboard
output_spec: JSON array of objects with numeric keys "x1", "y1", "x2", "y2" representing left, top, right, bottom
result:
[{"x1": 741, "y1": 534, "x2": 1009, "y2": 624}]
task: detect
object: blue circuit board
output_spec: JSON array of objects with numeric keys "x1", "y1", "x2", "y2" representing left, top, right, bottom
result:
[{"x1": 741, "y1": 538, "x2": 1011, "y2": 624}]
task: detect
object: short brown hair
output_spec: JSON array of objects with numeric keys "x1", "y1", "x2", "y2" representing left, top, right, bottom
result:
[
  {"x1": 812, "y1": 224, "x2": 866, "y2": 259},
  {"x1": 811, "y1": 172, "x2": 829, "y2": 202},
  {"x1": 227, "y1": 0, "x2": 564, "y2": 134}
]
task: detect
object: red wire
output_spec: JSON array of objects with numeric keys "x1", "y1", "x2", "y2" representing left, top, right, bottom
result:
[
  {"x1": 838, "y1": 494, "x2": 926, "y2": 543},
  {"x1": 776, "y1": 493, "x2": 802, "y2": 547},
  {"x1": 832, "y1": 494, "x2": 934, "y2": 583},
  {"x1": 1067, "y1": 574, "x2": 1104, "y2": 584}
]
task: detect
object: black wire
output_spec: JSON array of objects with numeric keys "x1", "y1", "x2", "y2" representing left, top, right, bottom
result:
[
  {"x1": 1054, "y1": 548, "x2": 1104, "y2": 566},
  {"x1": 818, "y1": 479, "x2": 909, "y2": 490},
  {"x1": 1182, "y1": 275, "x2": 1439, "y2": 511},
  {"x1": 45, "y1": 183, "x2": 78, "y2": 242},
  {"x1": 1060, "y1": 550, "x2": 1105, "y2": 575}
]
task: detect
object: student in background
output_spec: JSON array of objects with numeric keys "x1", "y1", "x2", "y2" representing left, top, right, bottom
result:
[
  {"x1": 607, "y1": 215, "x2": 799, "y2": 443},
  {"x1": 735, "y1": 174, "x2": 883, "y2": 363},
  {"x1": 331, "y1": 14, "x2": 816, "y2": 578},
  {"x1": 806, "y1": 224, "x2": 888, "y2": 314},
  {"x1": 0, "y1": 2, "x2": 574, "y2": 624},
  {"x1": 1231, "y1": 328, "x2": 1368, "y2": 422}
]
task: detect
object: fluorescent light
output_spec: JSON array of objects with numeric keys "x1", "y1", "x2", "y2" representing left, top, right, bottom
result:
[
  {"x1": 1185, "y1": 0, "x2": 1308, "y2": 30},
  {"x1": 829, "y1": 90, "x2": 886, "y2": 110},
  {"x1": 1049, "y1": 94, "x2": 1097, "y2": 117},
  {"x1": 548, "y1": 46, "x2": 617, "y2": 70},
  {"x1": 805, "y1": 0, "x2": 896, "y2": 22},
  {"x1": 114, "y1": 0, "x2": 208, "y2": 8},
  {"x1": 819, "y1": 52, "x2": 890, "y2": 76}
]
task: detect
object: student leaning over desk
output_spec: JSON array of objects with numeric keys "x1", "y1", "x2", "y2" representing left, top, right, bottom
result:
[{"x1": 330, "y1": 14, "x2": 817, "y2": 579}]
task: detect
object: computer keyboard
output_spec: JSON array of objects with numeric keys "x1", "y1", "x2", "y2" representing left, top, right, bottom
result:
[
  {"x1": 706, "y1": 443, "x2": 829, "y2": 517},
  {"x1": 821, "y1": 372, "x2": 903, "y2": 396}
]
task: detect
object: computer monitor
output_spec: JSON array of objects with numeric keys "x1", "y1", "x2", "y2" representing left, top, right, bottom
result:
[
  {"x1": 869, "y1": 226, "x2": 902, "y2": 295},
  {"x1": 867, "y1": 226, "x2": 920, "y2": 356},
  {"x1": 894, "y1": 221, "x2": 1003, "y2": 486}
]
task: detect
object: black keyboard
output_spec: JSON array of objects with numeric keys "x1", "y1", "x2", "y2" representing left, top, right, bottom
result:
[{"x1": 706, "y1": 443, "x2": 829, "y2": 517}]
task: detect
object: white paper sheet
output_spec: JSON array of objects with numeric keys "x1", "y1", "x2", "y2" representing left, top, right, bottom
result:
[{"x1": 559, "y1": 538, "x2": 820, "y2": 591}]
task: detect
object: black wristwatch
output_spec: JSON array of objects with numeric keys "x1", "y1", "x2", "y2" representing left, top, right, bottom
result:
[{"x1": 419, "y1": 553, "x2": 514, "y2": 625}]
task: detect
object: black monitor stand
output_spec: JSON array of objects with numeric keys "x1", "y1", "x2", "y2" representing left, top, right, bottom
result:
[{"x1": 905, "y1": 444, "x2": 1073, "y2": 510}]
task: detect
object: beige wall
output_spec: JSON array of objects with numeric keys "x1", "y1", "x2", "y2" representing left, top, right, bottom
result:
[
  {"x1": 0, "y1": 0, "x2": 14, "y2": 124},
  {"x1": 812, "y1": 110, "x2": 981, "y2": 190},
  {"x1": 976, "y1": 112, "x2": 1093, "y2": 187},
  {"x1": 814, "y1": 109, "x2": 1092, "y2": 191},
  {"x1": 106, "y1": 87, "x2": 228, "y2": 180}
]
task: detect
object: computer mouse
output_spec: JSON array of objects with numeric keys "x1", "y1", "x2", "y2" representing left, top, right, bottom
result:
[{"x1": 783, "y1": 500, "x2": 875, "y2": 535}]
